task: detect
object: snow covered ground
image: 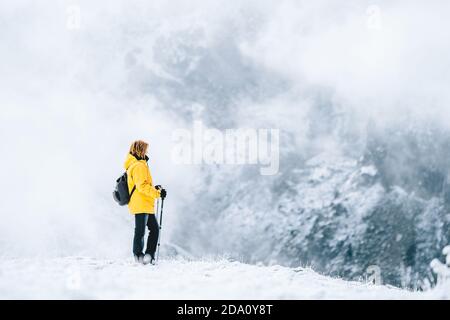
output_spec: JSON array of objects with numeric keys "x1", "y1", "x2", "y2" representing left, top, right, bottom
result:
[{"x1": 0, "y1": 257, "x2": 447, "y2": 299}]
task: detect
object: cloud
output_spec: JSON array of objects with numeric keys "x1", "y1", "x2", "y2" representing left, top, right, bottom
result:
[{"x1": 1, "y1": 0, "x2": 448, "y2": 259}]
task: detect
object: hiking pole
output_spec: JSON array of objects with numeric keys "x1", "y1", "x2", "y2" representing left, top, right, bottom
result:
[
  {"x1": 156, "y1": 197, "x2": 160, "y2": 223},
  {"x1": 156, "y1": 196, "x2": 165, "y2": 263}
]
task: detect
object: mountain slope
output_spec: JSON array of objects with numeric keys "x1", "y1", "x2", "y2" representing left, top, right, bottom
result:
[{"x1": 0, "y1": 257, "x2": 446, "y2": 299}]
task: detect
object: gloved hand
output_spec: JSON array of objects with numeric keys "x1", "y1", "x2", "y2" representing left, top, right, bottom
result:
[{"x1": 160, "y1": 188, "x2": 167, "y2": 199}]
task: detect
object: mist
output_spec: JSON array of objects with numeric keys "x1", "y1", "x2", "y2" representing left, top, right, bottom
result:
[{"x1": 1, "y1": 0, "x2": 449, "y2": 287}]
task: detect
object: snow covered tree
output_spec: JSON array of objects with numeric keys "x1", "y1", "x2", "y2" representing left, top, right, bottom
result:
[{"x1": 430, "y1": 246, "x2": 450, "y2": 288}]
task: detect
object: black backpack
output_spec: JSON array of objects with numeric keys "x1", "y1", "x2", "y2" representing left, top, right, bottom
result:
[{"x1": 113, "y1": 172, "x2": 136, "y2": 206}]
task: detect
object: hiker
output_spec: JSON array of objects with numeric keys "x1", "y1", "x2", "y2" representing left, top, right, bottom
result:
[{"x1": 124, "y1": 140, "x2": 166, "y2": 265}]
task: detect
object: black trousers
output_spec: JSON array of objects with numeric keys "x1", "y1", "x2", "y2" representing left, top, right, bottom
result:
[{"x1": 133, "y1": 213, "x2": 159, "y2": 258}]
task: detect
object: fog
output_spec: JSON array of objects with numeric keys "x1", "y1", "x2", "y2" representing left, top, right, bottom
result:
[{"x1": 1, "y1": 0, "x2": 449, "y2": 286}]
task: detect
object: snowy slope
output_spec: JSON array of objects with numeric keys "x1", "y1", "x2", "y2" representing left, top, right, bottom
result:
[
  {"x1": 2, "y1": 0, "x2": 450, "y2": 294},
  {"x1": 0, "y1": 257, "x2": 446, "y2": 300}
]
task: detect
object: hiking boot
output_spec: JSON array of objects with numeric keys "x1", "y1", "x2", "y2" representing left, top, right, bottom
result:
[
  {"x1": 134, "y1": 254, "x2": 144, "y2": 264},
  {"x1": 143, "y1": 253, "x2": 155, "y2": 265}
]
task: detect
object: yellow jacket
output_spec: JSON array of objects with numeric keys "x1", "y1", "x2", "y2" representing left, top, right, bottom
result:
[{"x1": 124, "y1": 153, "x2": 161, "y2": 214}]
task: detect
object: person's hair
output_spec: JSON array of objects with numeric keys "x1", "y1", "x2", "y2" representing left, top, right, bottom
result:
[{"x1": 129, "y1": 140, "x2": 149, "y2": 159}]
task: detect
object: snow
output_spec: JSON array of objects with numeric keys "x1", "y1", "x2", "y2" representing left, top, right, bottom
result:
[
  {"x1": 360, "y1": 166, "x2": 377, "y2": 177},
  {"x1": 0, "y1": 257, "x2": 446, "y2": 300},
  {"x1": 429, "y1": 245, "x2": 450, "y2": 298},
  {"x1": 1, "y1": 0, "x2": 450, "y2": 296}
]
